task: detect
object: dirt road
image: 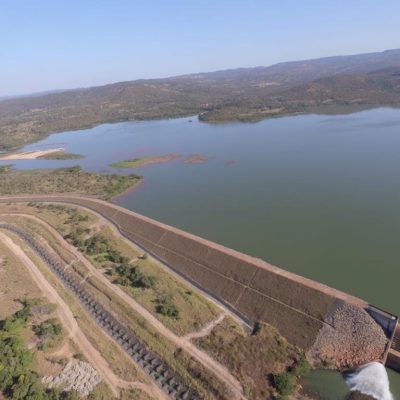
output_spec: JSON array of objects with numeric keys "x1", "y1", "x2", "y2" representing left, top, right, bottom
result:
[
  {"x1": 0, "y1": 212, "x2": 246, "y2": 400},
  {"x1": 0, "y1": 230, "x2": 165, "y2": 400},
  {"x1": 184, "y1": 313, "x2": 226, "y2": 341}
]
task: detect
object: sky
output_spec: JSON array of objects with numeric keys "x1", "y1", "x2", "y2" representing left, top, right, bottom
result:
[{"x1": 1, "y1": 0, "x2": 399, "y2": 96}]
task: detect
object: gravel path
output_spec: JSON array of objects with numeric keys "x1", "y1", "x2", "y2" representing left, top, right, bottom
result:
[{"x1": 184, "y1": 313, "x2": 226, "y2": 340}]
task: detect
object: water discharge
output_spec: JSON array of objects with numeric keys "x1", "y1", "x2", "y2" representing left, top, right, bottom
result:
[{"x1": 346, "y1": 362, "x2": 393, "y2": 400}]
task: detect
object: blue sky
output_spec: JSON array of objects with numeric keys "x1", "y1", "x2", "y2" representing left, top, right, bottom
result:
[{"x1": 1, "y1": 0, "x2": 399, "y2": 96}]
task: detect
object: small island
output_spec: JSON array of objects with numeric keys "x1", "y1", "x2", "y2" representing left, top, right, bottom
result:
[
  {"x1": 110, "y1": 153, "x2": 181, "y2": 168},
  {"x1": 37, "y1": 150, "x2": 84, "y2": 160}
]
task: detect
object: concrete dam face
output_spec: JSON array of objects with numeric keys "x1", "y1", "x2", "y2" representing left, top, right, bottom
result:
[{"x1": 0, "y1": 195, "x2": 397, "y2": 369}]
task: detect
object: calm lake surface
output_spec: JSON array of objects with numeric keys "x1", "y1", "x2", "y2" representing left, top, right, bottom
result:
[{"x1": 4, "y1": 107, "x2": 400, "y2": 397}]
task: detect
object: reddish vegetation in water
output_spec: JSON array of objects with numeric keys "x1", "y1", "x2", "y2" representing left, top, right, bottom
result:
[
  {"x1": 183, "y1": 154, "x2": 208, "y2": 164},
  {"x1": 136, "y1": 153, "x2": 181, "y2": 166}
]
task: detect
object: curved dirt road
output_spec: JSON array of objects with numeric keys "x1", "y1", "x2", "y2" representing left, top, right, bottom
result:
[
  {"x1": 0, "y1": 230, "x2": 165, "y2": 400},
  {"x1": 0, "y1": 212, "x2": 245, "y2": 400},
  {"x1": 184, "y1": 313, "x2": 226, "y2": 341}
]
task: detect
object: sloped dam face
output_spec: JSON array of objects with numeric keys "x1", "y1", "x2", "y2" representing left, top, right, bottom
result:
[{"x1": 1, "y1": 194, "x2": 397, "y2": 371}]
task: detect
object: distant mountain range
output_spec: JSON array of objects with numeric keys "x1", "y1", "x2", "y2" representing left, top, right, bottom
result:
[{"x1": 1, "y1": 49, "x2": 400, "y2": 150}]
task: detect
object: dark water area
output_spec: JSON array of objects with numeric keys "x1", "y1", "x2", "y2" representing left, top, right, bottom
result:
[{"x1": 3, "y1": 108, "x2": 400, "y2": 397}]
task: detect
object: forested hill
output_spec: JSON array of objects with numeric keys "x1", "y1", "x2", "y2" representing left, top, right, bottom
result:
[{"x1": 1, "y1": 49, "x2": 400, "y2": 150}]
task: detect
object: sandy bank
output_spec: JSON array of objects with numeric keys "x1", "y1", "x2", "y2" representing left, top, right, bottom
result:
[{"x1": 0, "y1": 147, "x2": 64, "y2": 160}]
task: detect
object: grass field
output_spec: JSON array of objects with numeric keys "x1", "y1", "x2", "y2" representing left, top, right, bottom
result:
[{"x1": 0, "y1": 240, "x2": 42, "y2": 319}]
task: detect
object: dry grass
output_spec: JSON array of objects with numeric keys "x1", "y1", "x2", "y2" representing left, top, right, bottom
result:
[
  {"x1": 195, "y1": 318, "x2": 304, "y2": 400},
  {"x1": 0, "y1": 240, "x2": 42, "y2": 318},
  {"x1": 119, "y1": 388, "x2": 156, "y2": 400}
]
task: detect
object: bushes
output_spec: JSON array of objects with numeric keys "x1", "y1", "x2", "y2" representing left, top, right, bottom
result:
[
  {"x1": 79, "y1": 234, "x2": 130, "y2": 264},
  {"x1": 0, "y1": 309, "x2": 45, "y2": 399},
  {"x1": 272, "y1": 372, "x2": 296, "y2": 397},
  {"x1": 33, "y1": 319, "x2": 63, "y2": 349},
  {"x1": 1, "y1": 299, "x2": 36, "y2": 333},
  {"x1": 114, "y1": 264, "x2": 156, "y2": 289},
  {"x1": 0, "y1": 301, "x2": 77, "y2": 400},
  {"x1": 84, "y1": 235, "x2": 109, "y2": 255},
  {"x1": 272, "y1": 354, "x2": 311, "y2": 397},
  {"x1": 155, "y1": 294, "x2": 180, "y2": 319},
  {"x1": 292, "y1": 355, "x2": 310, "y2": 377}
]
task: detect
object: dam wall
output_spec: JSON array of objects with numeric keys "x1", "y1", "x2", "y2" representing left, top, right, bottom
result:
[{"x1": 0, "y1": 194, "x2": 376, "y2": 352}]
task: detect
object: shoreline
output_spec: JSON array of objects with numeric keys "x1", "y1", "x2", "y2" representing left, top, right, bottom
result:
[
  {"x1": 3, "y1": 105, "x2": 397, "y2": 154},
  {"x1": 0, "y1": 147, "x2": 64, "y2": 160},
  {"x1": 111, "y1": 177, "x2": 146, "y2": 202}
]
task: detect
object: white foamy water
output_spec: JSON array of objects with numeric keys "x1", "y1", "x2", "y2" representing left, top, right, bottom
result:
[{"x1": 346, "y1": 362, "x2": 393, "y2": 400}]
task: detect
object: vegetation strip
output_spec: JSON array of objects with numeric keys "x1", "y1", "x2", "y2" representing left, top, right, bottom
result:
[
  {"x1": 0, "y1": 223, "x2": 199, "y2": 400},
  {"x1": 0, "y1": 166, "x2": 141, "y2": 200}
]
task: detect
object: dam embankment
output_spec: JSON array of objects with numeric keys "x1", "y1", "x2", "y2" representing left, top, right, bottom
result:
[{"x1": 0, "y1": 194, "x2": 397, "y2": 367}]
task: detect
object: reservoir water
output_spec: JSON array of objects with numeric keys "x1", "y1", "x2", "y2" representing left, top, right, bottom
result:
[{"x1": 3, "y1": 107, "x2": 400, "y2": 398}]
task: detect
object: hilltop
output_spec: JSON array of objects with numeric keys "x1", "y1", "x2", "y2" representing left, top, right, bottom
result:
[{"x1": 1, "y1": 49, "x2": 400, "y2": 149}]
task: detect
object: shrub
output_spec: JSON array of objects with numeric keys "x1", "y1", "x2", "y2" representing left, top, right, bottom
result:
[
  {"x1": 156, "y1": 303, "x2": 180, "y2": 318},
  {"x1": 84, "y1": 235, "x2": 109, "y2": 255},
  {"x1": 115, "y1": 264, "x2": 156, "y2": 289},
  {"x1": 1, "y1": 298, "x2": 37, "y2": 333},
  {"x1": 0, "y1": 303, "x2": 73, "y2": 400},
  {"x1": 155, "y1": 294, "x2": 180, "y2": 319},
  {"x1": 292, "y1": 355, "x2": 310, "y2": 377},
  {"x1": 273, "y1": 372, "x2": 296, "y2": 396},
  {"x1": 73, "y1": 352, "x2": 86, "y2": 361},
  {"x1": 251, "y1": 321, "x2": 262, "y2": 336},
  {"x1": 33, "y1": 319, "x2": 63, "y2": 339}
]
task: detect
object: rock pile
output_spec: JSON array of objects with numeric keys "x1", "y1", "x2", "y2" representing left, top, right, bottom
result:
[
  {"x1": 309, "y1": 301, "x2": 388, "y2": 369},
  {"x1": 43, "y1": 360, "x2": 102, "y2": 396},
  {"x1": 347, "y1": 391, "x2": 376, "y2": 400}
]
